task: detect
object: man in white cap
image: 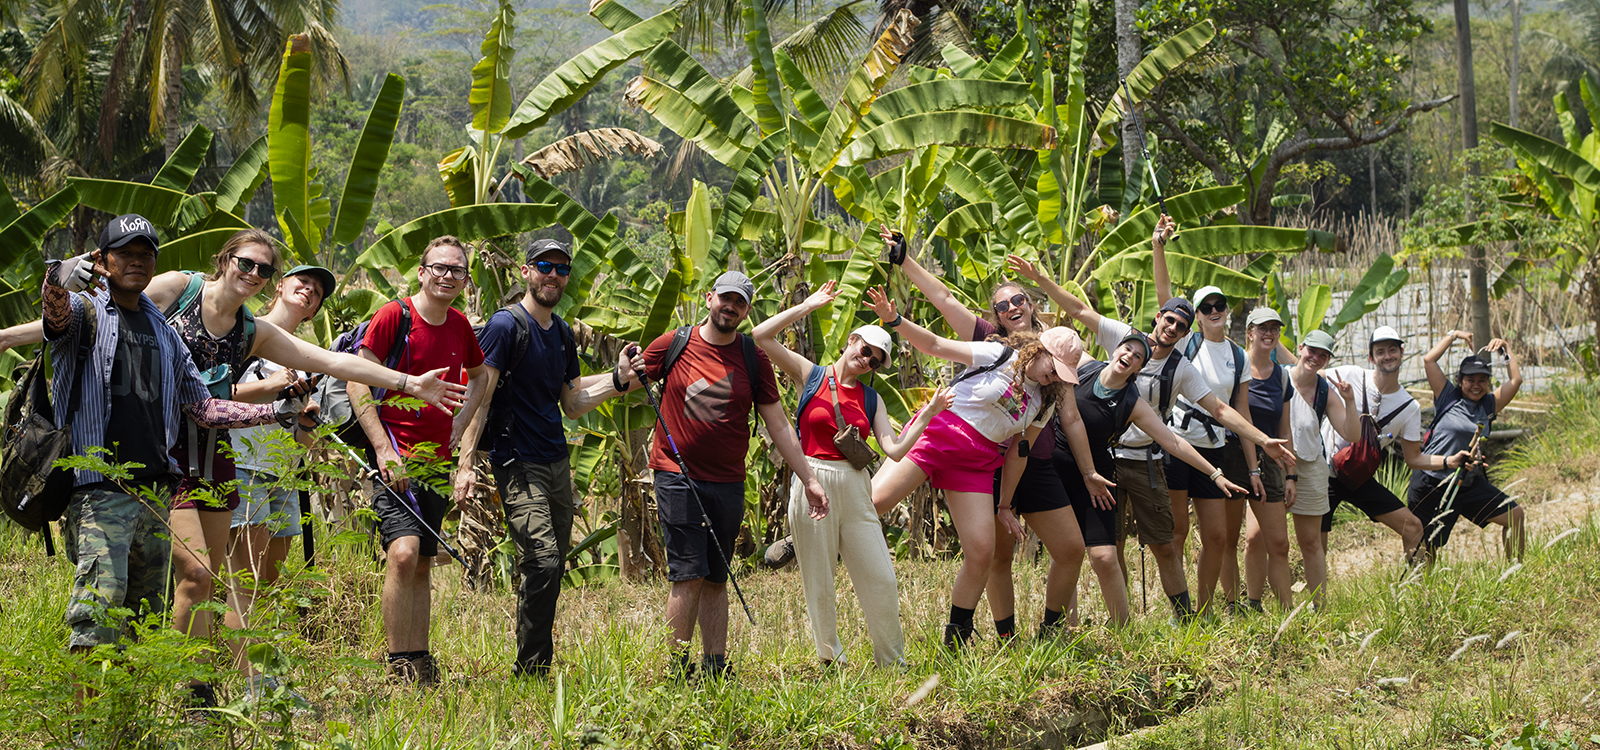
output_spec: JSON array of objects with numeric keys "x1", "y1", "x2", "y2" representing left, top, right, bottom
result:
[{"x1": 1318, "y1": 326, "x2": 1473, "y2": 562}]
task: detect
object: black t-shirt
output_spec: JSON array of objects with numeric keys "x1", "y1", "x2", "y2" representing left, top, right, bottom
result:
[
  {"x1": 1248, "y1": 364, "x2": 1294, "y2": 439},
  {"x1": 105, "y1": 307, "x2": 170, "y2": 479},
  {"x1": 1053, "y1": 360, "x2": 1140, "y2": 495},
  {"x1": 479, "y1": 306, "x2": 581, "y2": 464}
]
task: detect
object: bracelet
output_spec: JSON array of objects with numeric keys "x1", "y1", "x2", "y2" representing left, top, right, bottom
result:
[
  {"x1": 885, "y1": 313, "x2": 905, "y2": 328},
  {"x1": 998, "y1": 505, "x2": 1012, "y2": 512},
  {"x1": 397, "y1": 373, "x2": 409, "y2": 393},
  {"x1": 1249, "y1": 469, "x2": 1262, "y2": 476},
  {"x1": 1285, "y1": 474, "x2": 1299, "y2": 481},
  {"x1": 612, "y1": 367, "x2": 627, "y2": 393},
  {"x1": 1208, "y1": 467, "x2": 1224, "y2": 482}
]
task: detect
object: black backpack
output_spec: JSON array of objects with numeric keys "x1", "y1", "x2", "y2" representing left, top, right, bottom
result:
[
  {"x1": 1, "y1": 304, "x2": 97, "y2": 555},
  {"x1": 657, "y1": 325, "x2": 761, "y2": 436},
  {"x1": 467, "y1": 304, "x2": 574, "y2": 456},
  {"x1": 311, "y1": 299, "x2": 412, "y2": 451},
  {"x1": 1176, "y1": 335, "x2": 1248, "y2": 440}
]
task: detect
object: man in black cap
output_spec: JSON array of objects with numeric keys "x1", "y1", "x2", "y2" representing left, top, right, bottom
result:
[
  {"x1": 455, "y1": 238, "x2": 648, "y2": 677},
  {"x1": 42, "y1": 215, "x2": 299, "y2": 652},
  {"x1": 1413, "y1": 330, "x2": 1525, "y2": 561},
  {"x1": 1007, "y1": 216, "x2": 1293, "y2": 621},
  {"x1": 638, "y1": 270, "x2": 828, "y2": 677}
]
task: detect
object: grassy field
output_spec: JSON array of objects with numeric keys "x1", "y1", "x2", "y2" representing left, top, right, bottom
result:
[{"x1": 4, "y1": 390, "x2": 1600, "y2": 749}]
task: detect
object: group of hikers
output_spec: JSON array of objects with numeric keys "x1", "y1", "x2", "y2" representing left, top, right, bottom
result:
[{"x1": 5, "y1": 210, "x2": 1529, "y2": 704}]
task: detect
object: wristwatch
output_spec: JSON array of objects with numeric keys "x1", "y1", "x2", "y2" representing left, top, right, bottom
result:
[
  {"x1": 885, "y1": 313, "x2": 905, "y2": 328},
  {"x1": 1285, "y1": 474, "x2": 1299, "y2": 481}
]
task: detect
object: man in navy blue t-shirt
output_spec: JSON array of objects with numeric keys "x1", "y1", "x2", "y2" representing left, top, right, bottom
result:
[{"x1": 455, "y1": 238, "x2": 646, "y2": 676}]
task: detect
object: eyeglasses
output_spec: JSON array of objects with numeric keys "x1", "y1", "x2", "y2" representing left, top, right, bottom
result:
[
  {"x1": 1197, "y1": 300, "x2": 1228, "y2": 315},
  {"x1": 992, "y1": 292, "x2": 1028, "y2": 314},
  {"x1": 423, "y1": 263, "x2": 469, "y2": 280},
  {"x1": 533, "y1": 260, "x2": 572, "y2": 277},
  {"x1": 859, "y1": 345, "x2": 885, "y2": 370},
  {"x1": 231, "y1": 255, "x2": 278, "y2": 279}
]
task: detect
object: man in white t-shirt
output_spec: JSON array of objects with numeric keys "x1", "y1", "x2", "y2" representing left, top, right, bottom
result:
[
  {"x1": 1318, "y1": 327, "x2": 1472, "y2": 562},
  {"x1": 1010, "y1": 226, "x2": 1294, "y2": 620}
]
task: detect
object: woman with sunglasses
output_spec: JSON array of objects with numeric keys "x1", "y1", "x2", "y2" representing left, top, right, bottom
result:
[
  {"x1": 878, "y1": 227, "x2": 1113, "y2": 643},
  {"x1": 750, "y1": 280, "x2": 953, "y2": 667},
  {"x1": 863, "y1": 287, "x2": 1105, "y2": 649}
]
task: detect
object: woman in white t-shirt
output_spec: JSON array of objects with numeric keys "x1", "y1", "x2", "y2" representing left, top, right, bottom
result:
[
  {"x1": 864, "y1": 287, "x2": 1085, "y2": 649},
  {"x1": 1287, "y1": 330, "x2": 1361, "y2": 608}
]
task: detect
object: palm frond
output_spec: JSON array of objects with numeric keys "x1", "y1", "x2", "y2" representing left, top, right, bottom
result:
[
  {"x1": 732, "y1": 0, "x2": 868, "y2": 87},
  {"x1": 520, "y1": 128, "x2": 664, "y2": 180},
  {"x1": 0, "y1": 91, "x2": 56, "y2": 180}
]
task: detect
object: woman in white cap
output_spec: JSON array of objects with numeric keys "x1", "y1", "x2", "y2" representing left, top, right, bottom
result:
[
  {"x1": 1240, "y1": 307, "x2": 1297, "y2": 611},
  {"x1": 751, "y1": 281, "x2": 953, "y2": 667},
  {"x1": 878, "y1": 227, "x2": 1113, "y2": 642},
  {"x1": 863, "y1": 286, "x2": 1100, "y2": 649},
  {"x1": 1287, "y1": 329, "x2": 1361, "y2": 608}
]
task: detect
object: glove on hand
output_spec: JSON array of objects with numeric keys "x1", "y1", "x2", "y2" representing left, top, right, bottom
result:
[{"x1": 52, "y1": 254, "x2": 97, "y2": 292}]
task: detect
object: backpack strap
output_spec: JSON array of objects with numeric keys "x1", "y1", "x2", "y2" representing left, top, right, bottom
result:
[
  {"x1": 62, "y1": 303, "x2": 97, "y2": 424},
  {"x1": 793, "y1": 364, "x2": 828, "y2": 440},
  {"x1": 862, "y1": 384, "x2": 879, "y2": 423},
  {"x1": 658, "y1": 325, "x2": 694, "y2": 383},
  {"x1": 740, "y1": 333, "x2": 760, "y2": 435},
  {"x1": 1313, "y1": 376, "x2": 1329, "y2": 420},
  {"x1": 1157, "y1": 351, "x2": 1183, "y2": 421},
  {"x1": 504, "y1": 304, "x2": 533, "y2": 376},
  {"x1": 1231, "y1": 342, "x2": 1246, "y2": 400},
  {"x1": 953, "y1": 346, "x2": 1014, "y2": 386},
  {"x1": 163, "y1": 271, "x2": 204, "y2": 321}
]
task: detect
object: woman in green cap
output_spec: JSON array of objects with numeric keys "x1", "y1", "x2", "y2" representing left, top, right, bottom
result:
[{"x1": 1287, "y1": 329, "x2": 1361, "y2": 608}]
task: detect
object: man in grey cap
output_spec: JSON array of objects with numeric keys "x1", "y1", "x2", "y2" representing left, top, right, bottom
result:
[
  {"x1": 639, "y1": 270, "x2": 828, "y2": 678},
  {"x1": 455, "y1": 237, "x2": 648, "y2": 676}
]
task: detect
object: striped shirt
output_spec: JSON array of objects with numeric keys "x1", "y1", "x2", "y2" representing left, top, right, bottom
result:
[{"x1": 44, "y1": 286, "x2": 211, "y2": 486}]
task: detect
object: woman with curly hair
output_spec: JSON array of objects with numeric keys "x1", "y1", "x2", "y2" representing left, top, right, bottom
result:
[{"x1": 863, "y1": 286, "x2": 1096, "y2": 649}]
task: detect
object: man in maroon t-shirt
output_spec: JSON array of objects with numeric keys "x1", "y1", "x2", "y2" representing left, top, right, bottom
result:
[
  {"x1": 348, "y1": 236, "x2": 489, "y2": 686},
  {"x1": 641, "y1": 270, "x2": 827, "y2": 678}
]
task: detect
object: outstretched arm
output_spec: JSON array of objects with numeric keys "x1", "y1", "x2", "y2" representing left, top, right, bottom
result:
[
  {"x1": 751, "y1": 280, "x2": 838, "y2": 383},
  {"x1": 1197, "y1": 391, "x2": 1294, "y2": 469},
  {"x1": 1006, "y1": 254, "x2": 1102, "y2": 332},
  {"x1": 252, "y1": 320, "x2": 467, "y2": 413},
  {"x1": 1485, "y1": 337, "x2": 1522, "y2": 411},
  {"x1": 0, "y1": 320, "x2": 44, "y2": 353},
  {"x1": 1149, "y1": 215, "x2": 1177, "y2": 304},
  {"x1": 560, "y1": 346, "x2": 646, "y2": 419},
  {"x1": 1423, "y1": 330, "x2": 1470, "y2": 399},
  {"x1": 872, "y1": 387, "x2": 953, "y2": 461},
  {"x1": 881, "y1": 225, "x2": 980, "y2": 339},
  {"x1": 864, "y1": 286, "x2": 975, "y2": 366},
  {"x1": 1134, "y1": 400, "x2": 1248, "y2": 498}
]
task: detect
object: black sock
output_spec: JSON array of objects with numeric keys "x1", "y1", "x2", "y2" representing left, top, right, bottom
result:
[
  {"x1": 1169, "y1": 590, "x2": 1194, "y2": 616},
  {"x1": 994, "y1": 615, "x2": 1016, "y2": 638},
  {"x1": 949, "y1": 605, "x2": 976, "y2": 629},
  {"x1": 1247, "y1": 598, "x2": 1264, "y2": 612},
  {"x1": 1040, "y1": 607, "x2": 1064, "y2": 628},
  {"x1": 387, "y1": 652, "x2": 410, "y2": 663}
]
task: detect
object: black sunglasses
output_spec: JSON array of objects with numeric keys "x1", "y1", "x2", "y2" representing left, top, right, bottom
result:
[
  {"x1": 859, "y1": 345, "x2": 885, "y2": 370},
  {"x1": 1197, "y1": 300, "x2": 1228, "y2": 314},
  {"x1": 533, "y1": 260, "x2": 572, "y2": 277},
  {"x1": 231, "y1": 255, "x2": 278, "y2": 279},
  {"x1": 992, "y1": 292, "x2": 1028, "y2": 314}
]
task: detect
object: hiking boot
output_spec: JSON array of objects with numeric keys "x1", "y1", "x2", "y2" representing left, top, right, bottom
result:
[
  {"x1": 669, "y1": 651, "x2": 696, "y2": 682},
  {"x1": 185, "y1": 682, "x2": 217, "y2": 721},
  {"x1": 415, "y1": 653, "x2": 441, "y2": 687},
  {"x1": 942, "y1": 622, "x2": 973, "y2": 651},
  {"x1": 1037, "y1": 619, "x2": 1063, "y2": 641},
  {"x1": 763, "y1": 536, "x2": 796, "y2": 569},
  {"x1": 387, "y1": 656, "x2": 422, "y2": 686},
  {"x1": 698, "y1": 654, "x2": 735, "y2": 681}
]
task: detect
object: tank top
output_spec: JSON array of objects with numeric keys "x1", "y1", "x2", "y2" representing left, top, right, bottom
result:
[{"x1": 168, "y1": 280, "x2": 252, "y2": 374}]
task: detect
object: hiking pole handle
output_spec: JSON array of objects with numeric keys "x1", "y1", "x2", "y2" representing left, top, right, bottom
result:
[{"x1": 1120, "y1": 78, "x2": 1168, "y2": 218}]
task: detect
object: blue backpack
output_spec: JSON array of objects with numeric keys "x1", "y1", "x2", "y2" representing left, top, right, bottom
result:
[{"x1": 793, "y1": 364, "x2": 879, "y2": 441}]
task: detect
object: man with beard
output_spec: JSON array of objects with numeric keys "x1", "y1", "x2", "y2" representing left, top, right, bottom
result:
[
  {"x1": 640, "y1": 271, "x2": 828, "y2": 678},
  {"x1": 454, "y1": 239, "x2": 648, "y2": 677},
  {"x1": 1008, "y1": 216, "x2": 1294, "y2": 621},
  {"x1": 1317, "y1": 327, "x2": 1471, "y2": 563}
]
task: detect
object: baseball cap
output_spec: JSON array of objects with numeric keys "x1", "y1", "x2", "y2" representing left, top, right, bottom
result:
[
  {"x1": 1458, "y1": 355, "x2": 1493, "y2": 377},
  {"x1": 1370, "y1": 326, "x2": 1404, "y2": 348},
  {"x1": 850, "y1": 325, "x2": 893, "y2": 363},
  {"x1": 1116, "y1": 329, "x2": 1153, "y2": 363},
  {"x1": 526, "y1": 238, "x2": 570, "y2": 264},
  {"x1": 711, "y1": 270, "x2": 755, "y2": 303},
  {"x1": 284, "y1": 265, "x2": 336, "y2": 299},
  {"x1": 1158, "y1": 297, "x2": 1196, "y2": 326},
  {"x1": 1040, "y1": 326, "x2": 1084, "y2": 384},
  {"x1": 99, "y1": 214, "x2": 161, "y2": 253},
  {"x1": 1301, "y1": 329, "x2": 1336, "y2": 353},
  {"x1": 1193, "y1": 286, "x2": 1227, "y2": 307},
  {"x1": 1245, "y1": 307, "x2": 1282, "y2": 327}
]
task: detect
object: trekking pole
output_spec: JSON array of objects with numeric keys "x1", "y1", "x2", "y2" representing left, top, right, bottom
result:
[
  {"x1": 1427, "y1": 424, "x2": 1485, "y2": 547},
  {"x1": 1120, "y1": 78, "x2": 1168, "y2": 218},
  {"x1": 311, "y1": 415, "x2": 468, "y2": 567},
  {"x1": 631, "y1": 346, "x2": 758, "y2": 625},
  {"x1": 300, "y1": 489, "x2": 315, "y2": 567}
]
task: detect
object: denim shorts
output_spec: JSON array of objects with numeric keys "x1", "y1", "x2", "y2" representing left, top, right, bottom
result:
[{"x1": 230, "y1": 468, "x2": 303, "y2": 538}]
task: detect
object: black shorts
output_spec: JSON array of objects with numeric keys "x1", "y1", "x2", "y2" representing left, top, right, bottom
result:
[
  {"x1": 1046, "y1": 452, "x2": 1118, "y2": 547},
  {"x1": 374, "y1": 481, "x2": 450, "y2": 558},
  {"x1": 1321, "y1": 475, "x2": 1408, "y2": 533},
  {"x1": 655, "y1": 470, "x2": 745, "y2": 584},
  {"x1": 1164, "y1": 442, "x2": 1247, "y2": 499},
  {"x1": 995, "y1": 458, "x2": 1071, "y2": 515},
  {"x1": 1409, "y1": 473, "x2": 1518, "y2": 549}
]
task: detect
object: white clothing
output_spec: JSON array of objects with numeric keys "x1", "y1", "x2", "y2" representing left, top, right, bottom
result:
[
  {"x1": 1319, "y1": 365, "x2": 1421, "y2": 458},
  {"x1": 231, "y1": 359, "x2": 299, "y2": 474},
  {"x1": 1096, "y1": 318, "x2": 1210, "y2": 457},
  {"x1": 1170, "y1": 332, "x2": 1245, "y2": 449},
  {"x1": 1288, "y1": 372, "x2": 1330, "y2": 463},
  {"x1": 950, "y1": 341, "x2": 1043, "y2": 444}
]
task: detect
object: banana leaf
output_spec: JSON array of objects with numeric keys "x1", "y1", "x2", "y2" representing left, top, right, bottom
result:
[
  {"x1": 1491, "y1": 122, "x2": 1600, "y2": 193},
  {"x1": 1093, "y1": 20, "x2": 1216, "y2": 154},
  {"x1": 269, "y1": 37, "x2": 315, "y2": 258},
  {"x1": 157, "y1": 213, "x2": 252, "y2": 274},
  {"x1": 469, "y1": 0, "x2": 516, "y2": 135},
  {"x1": 502, "y1": 9, "x2": 682, "y2": 140},
  {"x1": 332, "y1": 73, "x2": 405, "y2": 245},
  {"x1": 152, "y1": 126, "x2": 213, "y2": 192},
  {"x1": 1332, "y1": 253, "x2": 1408, "y2": 331},
  {"x1": 742, "y1": 0, "x2": 786, "y2": 138},
  {"x1": 0, "y1": 186, "x2": 77, "y2": 270},
  {"x1": 357, "y1": 203, "x2": 564, "y2": 276},
  {"x1": 683, "y1": 181, "x2": 713, "y2": 288},
  {"x1": 980, "y1": 34, "x2": 1026, "y2": 81},
  {"x1": 590, "y1": 0, "x2": 643, "y2": 31},
  {"x1": 1092, "y1": 251, "x2": 1265, "y2": 300},
  {"x1": 214, "y1": 135, "x2": 270, "y2": 216},
  {"x1": 626, "y1": 75, "x2": 758, "y2": 168},
  {"x1": 1298, "y1": 284, "x2": 1332, "y2": 334},
  {"x1": 857, "y1": 80, "x2": 1033, "y2": 132},
  {"x1": 839, "y1": 112, "x2": 1055, "y2": 166},
  {"x1": 1095, "y1": 185, "x2": 1248, "y2": 257},
  {"x1": 640, "y1": 267, "x2": 683, "y2": 346},
  {"x1": 711, "y1": 132, "x2": 785, "y2": 267},
  {"x1": 1121, "y1": 225, "x2": 1331, "y2": 260},
  {"x1": 0, "y1": 177, "x2": 18, "y2": 228},
  {"x1": 807, "y1": 10, "x2": 916, "y2": 176},
  {"x1": 68, "y1": 178, "x2": 191, "y2": 227}
]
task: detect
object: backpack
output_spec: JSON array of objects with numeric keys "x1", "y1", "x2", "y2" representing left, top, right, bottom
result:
[
  {"x1": 1, "y1": 304, "x2": 97, "y2": 555},
  {"x1": 793, "y1": 364, "x2": 880, "y2": 442},
  {"x1": 1176, "y1": 335, "x2": 1248, "y2": 441},
  {"x1": 952, "y1": 346, "x2": 1014, "y2": 386},
  {"x1": 1331, "y1": 372, "x2": 1407, "y2": 489},
  {"x1": 164, "y1": 271, "x2": 256, "y2": 399},
  {"x1": 467, "y1": 304, "x2": 573, "y2": 456},
  {"x1": 657, "y1": 325, "x2": 761, "y2": 436},
  {"x1": 312, "y1": 299, "x2": 412, "y2": 451}
]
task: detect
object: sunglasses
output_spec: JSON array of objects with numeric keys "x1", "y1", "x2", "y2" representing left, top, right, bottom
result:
[
  {"x1": 533, "y1": 260, "x2": 572, "y2": 277},
  {"x1": 1197, "y1": 300, "x2": 1228, "y2": 314},
  {"x1": 231, "y1": 255, "x2": 278, "y2": 279},
  {"x1": 992, "y1": 292, "x2": 1028, "y2": 314},
  {"x1": 423, "y1": 263, "x2": 469, "y2": 280},
  {"x1": 859, "y1": 345, "x2": 885, "y2": 370},
  {"x1": 1161, "y1": 313, "x2": 1192, "y2": 332}
]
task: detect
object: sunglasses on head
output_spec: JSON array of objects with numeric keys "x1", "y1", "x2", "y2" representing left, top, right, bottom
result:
[
  {"x1": 533, "y1": 260, "x2": 572, "y2": 277},
  {"x1": 992, "y1": 292, "x2": 1028, "y2": 314},
  {"x1": 1197, "y1": 300, "x2": 1228, "y2": 315},
  {"x1": 859, "y1": 345, "x2": 885, "y2": 370},
  {"x1": 230, "y1": 255, "x2": 278, "y2": 279}
]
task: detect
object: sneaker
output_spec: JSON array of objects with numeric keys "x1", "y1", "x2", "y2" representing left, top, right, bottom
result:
[
  {"x1": 763, "y1": 536, "x2": 796, "y2": 568},
  {"x1": 942, "y1": 622, "x2": 973, "y2": 651}
]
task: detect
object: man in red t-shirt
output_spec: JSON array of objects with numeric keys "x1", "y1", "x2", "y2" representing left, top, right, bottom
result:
[
  {"x1": 641, "y1": 270, "x2": 827, "y2": 678},
  {"x1": 348, "y1": 235, "x2": 489, "y2": 686}
]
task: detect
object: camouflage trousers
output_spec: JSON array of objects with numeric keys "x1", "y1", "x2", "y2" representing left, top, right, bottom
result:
[{"x1": 61, "y1": 481, "x2": 172, "y2": 648}]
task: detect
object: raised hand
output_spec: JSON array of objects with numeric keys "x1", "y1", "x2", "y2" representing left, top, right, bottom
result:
[
  {"x1": 1005, "y1": 254, "x2": 1043, "y2": 283},
  {"x1": 1152, "y1": 214, "x2": 1176, "y2": 246},
  {"x1": 864, "y1": 286, "x2": 898, "y2": 324},
  {"x1": 1451, "y1": 330, "x2": 1475, "y2": 349},
  {"x1": 804, "y1": 279, "x2": 841, "y2": 311},
  {"x1": 53, "y1": 252, "x2": 104, "y2": 292},
  {"x1": 878, "y1": 224, "x2": 908, "y2": 266},
  {"x1": 410, "y1": 367, "x2": 469, "y2": 413},
  {"x1": 1484, "y1": 338, "x2": 1510, "y2": 357},
  {"x1": 1332, "y1": 378, "x2": 1355, "y2": 404}
]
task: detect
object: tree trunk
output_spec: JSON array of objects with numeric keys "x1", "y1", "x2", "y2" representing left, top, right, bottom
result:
[
  {"x1": 163, "y1": 39, "x2": 183, "y2": 158},
  {"x1": 1454, "y1": 0, "x2": 1492, "y2": 345},
  {"x1": 1510, "y1": 0, "x2": 1521, "y2": 129},
  {"x1": 618, "y1": 427, "x2": 661, "y2": 580},
  {"x1": 1115, "y1": 0, "x2": 1142, "y2": 190}
]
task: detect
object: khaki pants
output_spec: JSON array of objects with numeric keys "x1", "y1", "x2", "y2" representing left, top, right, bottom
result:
[{"x1": 788, "y1": 458, "x2": 904, "y2": 667}]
